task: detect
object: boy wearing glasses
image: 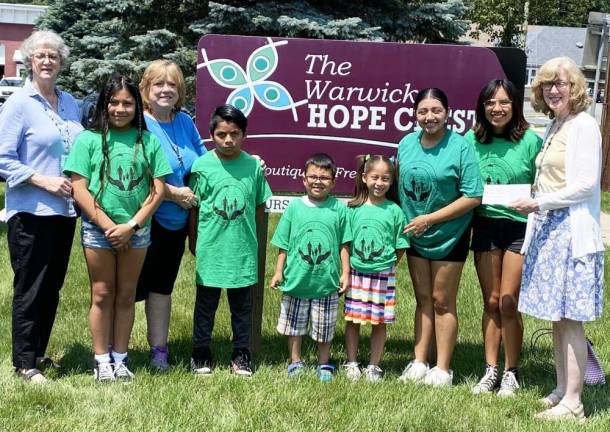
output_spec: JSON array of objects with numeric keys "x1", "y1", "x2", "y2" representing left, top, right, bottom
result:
[{"x1": 270, "y1": 153, "x2": 352, "y2": 381}]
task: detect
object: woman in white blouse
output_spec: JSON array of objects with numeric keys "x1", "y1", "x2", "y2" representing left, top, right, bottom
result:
[{"x1": 511, "y1": 57, "x2": 603, "y2": 422}]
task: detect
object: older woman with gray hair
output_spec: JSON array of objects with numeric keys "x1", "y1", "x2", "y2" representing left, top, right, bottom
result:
[
  {"x1": 0, "y1": 30, "x2": 82, "y2": 383},
  {"x1": 511, "y1": 57, "x2": 604, "y2": 421}
]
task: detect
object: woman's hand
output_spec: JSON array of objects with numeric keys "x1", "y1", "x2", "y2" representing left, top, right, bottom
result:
[
  {"x1": 404, "y1": 215, "x2": 431, "y2": 237},
  {"x1": 105, "y1": 224, "x2": 134, "y2": 248},
  {"x1": 29, "y1": 174, "x2": 72, "y2": 198},
  {"x1": 252, "y1": 154, "x2": 267, "y2": 171},
  {"x1": 509, "y1": 197, "x2": 539, "y2": 216},
  {"x1": 172, "y1": 186, "x2": 198, "y2": 209}
]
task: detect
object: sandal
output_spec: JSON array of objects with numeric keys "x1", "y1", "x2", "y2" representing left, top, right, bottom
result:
[
  {"x1": 539, "y1": 390, "x2": 563, "y2": 408},
  {"x1": 316, "y1": 364, "x2": 335, "y2": 382},
  {"x1": 15, "y1": 368, "x2": 47, "y2": 384},
  {"x1": 287, "y1": 361, "x2": 305, "y2": 378},
  {"x1": 534, "y1": 401, "x2": 585, "y2": 422}
]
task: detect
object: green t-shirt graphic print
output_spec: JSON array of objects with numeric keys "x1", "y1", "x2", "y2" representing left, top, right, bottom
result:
[
  {"x1": 271, "y1": 196, "x2": 353, "y2": 299},
  {"x1": 190, "y1": 151, "x2": 272, "y2": 288},
  {"x1": 64, "y1": 128, "x2": 172, "y2": 225}
]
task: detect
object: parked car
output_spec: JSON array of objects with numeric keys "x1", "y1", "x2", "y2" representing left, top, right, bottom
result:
[{"x1": 0, "y1": 77, "x2": 24, "y2": 105}]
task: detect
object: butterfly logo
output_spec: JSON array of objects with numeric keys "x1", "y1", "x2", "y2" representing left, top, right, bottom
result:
[{"x1": 198, "y1": 37, "x2": 308, "y2": 121}]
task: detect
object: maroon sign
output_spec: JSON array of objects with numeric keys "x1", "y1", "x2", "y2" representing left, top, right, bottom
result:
[{"x1": 196, "y1": 35, "x2": 511, "y2": 194}]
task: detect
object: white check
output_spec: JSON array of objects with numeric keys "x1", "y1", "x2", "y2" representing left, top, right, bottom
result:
[{"x1": 482, "y1": 184, "x2": 531, "y2": 206}]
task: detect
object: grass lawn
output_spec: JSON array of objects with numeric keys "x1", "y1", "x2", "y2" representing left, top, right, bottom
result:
[{"x1": 1, "y1": 183, "x2": 609, "y2": 431}]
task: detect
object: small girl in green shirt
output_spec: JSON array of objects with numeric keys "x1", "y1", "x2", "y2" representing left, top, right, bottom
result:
[{"x1": 343, "y1": 154, "x2": 408, "y2": 382}]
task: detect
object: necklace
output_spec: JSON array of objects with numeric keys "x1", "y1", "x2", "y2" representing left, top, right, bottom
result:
[
  {"x1": 148, "y1": 111, "x2": 184, "y2": 170},
  {"x1": 40, "y1": 89, "x2": 76, "y2": 212},
  {"x1": 532, "y1": 114, "x2": 572, "y2": 195}
]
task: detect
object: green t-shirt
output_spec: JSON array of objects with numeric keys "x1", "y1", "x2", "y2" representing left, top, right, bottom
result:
[
  {"x1": 349, "y1": 200, "x2": 409, "y2": 273},
  {"x1": 190, "y1": 150, "x2": 272, "y2": 288},
  {"x1": 397, "y1": 129, "x2": 483, "y2": 259},
  {"x1": 64, "y1": 129, "x2": 172, "y2": 225},
  {"x1": 271, "y1": 196, "x2": 353, "y2": 299},
  {"x1": 465, "y1": 129, "x2": 542, "y2": 223}
]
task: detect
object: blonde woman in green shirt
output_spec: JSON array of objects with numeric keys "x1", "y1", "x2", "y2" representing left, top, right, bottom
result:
[{"x1": 466, "y1": 79, "x2": 542, "y2": 397}]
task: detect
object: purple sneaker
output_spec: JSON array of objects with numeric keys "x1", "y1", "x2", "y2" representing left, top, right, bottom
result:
[{"x1": 150, "y1": 346, "x2": 169, "y2": 371}]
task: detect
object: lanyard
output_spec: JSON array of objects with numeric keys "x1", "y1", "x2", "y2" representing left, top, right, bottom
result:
[{"x1": 149, "y1": 113, "x2": 184, "y2": 170}]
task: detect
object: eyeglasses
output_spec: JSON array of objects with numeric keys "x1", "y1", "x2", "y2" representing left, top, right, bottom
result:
[
  {"x1": 305, "y1": 175, "x2": 333, "y2": 183},
  {"x1": 542, "y1": 80, "x2": 570, "y2": 91},
  {"x1": 484, "y1": 99, "x2": 512, "y2": 108},
  {"x1": 32, "y1": 52, "x2": 60, "y2": 63}
]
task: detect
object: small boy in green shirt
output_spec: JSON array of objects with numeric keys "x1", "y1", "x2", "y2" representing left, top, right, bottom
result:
[
  {"x1": 188, "y1": 104, "x2": 272, "y2": 376},
  {"x1": 270, "y1": 153, "x2": 352, "y2": 381}
]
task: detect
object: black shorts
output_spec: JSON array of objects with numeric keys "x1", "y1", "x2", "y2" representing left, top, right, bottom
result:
[
  {"x1": 406, "y1": 225, "x2": 471, "y2": 262},
  {"x1": 470, "y1": 215, "x2": 526, "y2": 254},
  {"x1": 135, "y1": 217, "x2": 188, "y2": 301}
]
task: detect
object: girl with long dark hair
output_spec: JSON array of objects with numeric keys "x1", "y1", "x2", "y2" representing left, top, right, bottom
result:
[{"x1": 64, "y1": 75, "x2": 172, "y2": 382}]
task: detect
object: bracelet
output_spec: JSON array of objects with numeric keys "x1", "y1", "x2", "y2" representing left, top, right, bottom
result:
[{"x1": 127, "y1": 219, "x2": 140, "y2": 232}]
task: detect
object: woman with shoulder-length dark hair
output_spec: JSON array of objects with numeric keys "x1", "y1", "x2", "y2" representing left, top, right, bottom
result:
[
  {"x1": 465, "y1": 79, "x2": 542, "y2": 396},
  {"x1": 511, "y1": 57, "x2": 603, "y2": 421},
  {"x1": 0, "y1": 30, "x2": 83, "y2": 383}
]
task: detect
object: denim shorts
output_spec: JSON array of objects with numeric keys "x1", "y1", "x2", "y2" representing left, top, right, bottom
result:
[{"x1": 81, "y1": 220, "x2": 151, "y2": 251}]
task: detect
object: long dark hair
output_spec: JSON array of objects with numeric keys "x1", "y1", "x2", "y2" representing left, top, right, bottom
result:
[
  {"x1": 473, "y1": 79, "x2": 529, "y2": 144},
  {"x1": 348, "y1": 154, "x2": 398, "y2": 207},
  {"x1": 90, "y1": 74, "x2": 154, "y2": 202}
]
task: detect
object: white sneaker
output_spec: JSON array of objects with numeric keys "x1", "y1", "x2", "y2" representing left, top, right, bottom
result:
[
  {"x1": 113, "y1": 360, "x2": 134, "y2": 382},
  {"x1": 498, "y1": 369, "x2": 520, "y2": 397},
  {"x1": 94, "y1": 361, "x2": 115, "y2": 382},
  {"x1": 398, "y1": 360, "x2": 429, "y2": 383},
  {"x1": 343, "y1": 362, "x2": 361, "y2": 381},
  {"x1": 423, "y1": 366, "x2": 453, "y2": 387},
  {"x1": 364, "y1": 365, "x2": 383, "y2": 383},
  {"x1": 472, "y1": 365, "x2": 499, "y2": 394}
]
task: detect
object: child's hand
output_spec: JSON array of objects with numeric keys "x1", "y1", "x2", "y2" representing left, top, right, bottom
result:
[
  {"x1": 270, "y1": 273, "x2": 283, "y2": 290},
  {"x1": 338, "y1": 273, "x2": 349, "y2": 295},
  {"x1": 105, "y1": 224, "x2": 134, "y2": 248},
  {"x1": 188, "y1": 237, "x2": 196, "y2": 256}
]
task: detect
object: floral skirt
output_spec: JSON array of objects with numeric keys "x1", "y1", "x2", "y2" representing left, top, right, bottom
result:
[
  {"x1": 518, "y1": 208, "x2": 604, "y2": 321},
  {"x1": 344, "y1": 267, "x2": 396, "y2": 325}
]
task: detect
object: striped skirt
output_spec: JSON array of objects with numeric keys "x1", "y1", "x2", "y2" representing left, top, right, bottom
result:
[{"x1": 344, "y1": 266, "x2": 396, "y2": 325}]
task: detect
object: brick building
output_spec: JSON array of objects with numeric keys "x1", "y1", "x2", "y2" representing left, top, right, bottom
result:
[{"x1": 0, "y1": 2, "x2": 47, "y2": 78}]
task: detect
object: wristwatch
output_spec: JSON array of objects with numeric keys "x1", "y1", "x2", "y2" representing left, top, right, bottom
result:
[{"x1": 127, "y1": 219, "x2": 140, "y2": 232}]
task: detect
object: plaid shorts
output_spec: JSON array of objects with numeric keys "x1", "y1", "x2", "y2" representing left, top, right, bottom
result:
[{"x1": 276, "y1": 292, "x2": 339, "y2": 343}]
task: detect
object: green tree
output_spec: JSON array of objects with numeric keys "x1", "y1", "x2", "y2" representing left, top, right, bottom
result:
[
  {"x1": 37, "y1": 0, "x2": 469, "y2": 104},
  {"x1": 37, "y1": 0, "x2": 207, "y2": 101},
  {"x1": 191, "y1": 1, "x2": 468, "y2": 43},
  {"x1": 467, "y1": 0, "x2": 610, "y2": 47}
]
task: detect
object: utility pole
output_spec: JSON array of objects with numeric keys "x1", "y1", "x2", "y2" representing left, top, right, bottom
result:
[{"x1": 600, "y1": 15, "x2": 610, "y2": 190}]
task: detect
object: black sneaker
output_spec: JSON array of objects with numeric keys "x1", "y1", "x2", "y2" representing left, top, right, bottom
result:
[
  {"x1": 230, "y1": 348, "x2": 253, "y2": 377},
  {"x1": 191, "y1": 346, "x2": 213, "y2": 375}
]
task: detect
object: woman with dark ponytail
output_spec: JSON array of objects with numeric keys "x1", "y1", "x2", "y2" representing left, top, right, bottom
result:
[{"x1": 64, "y1": 74, "x2": 172, "y2": 382}]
